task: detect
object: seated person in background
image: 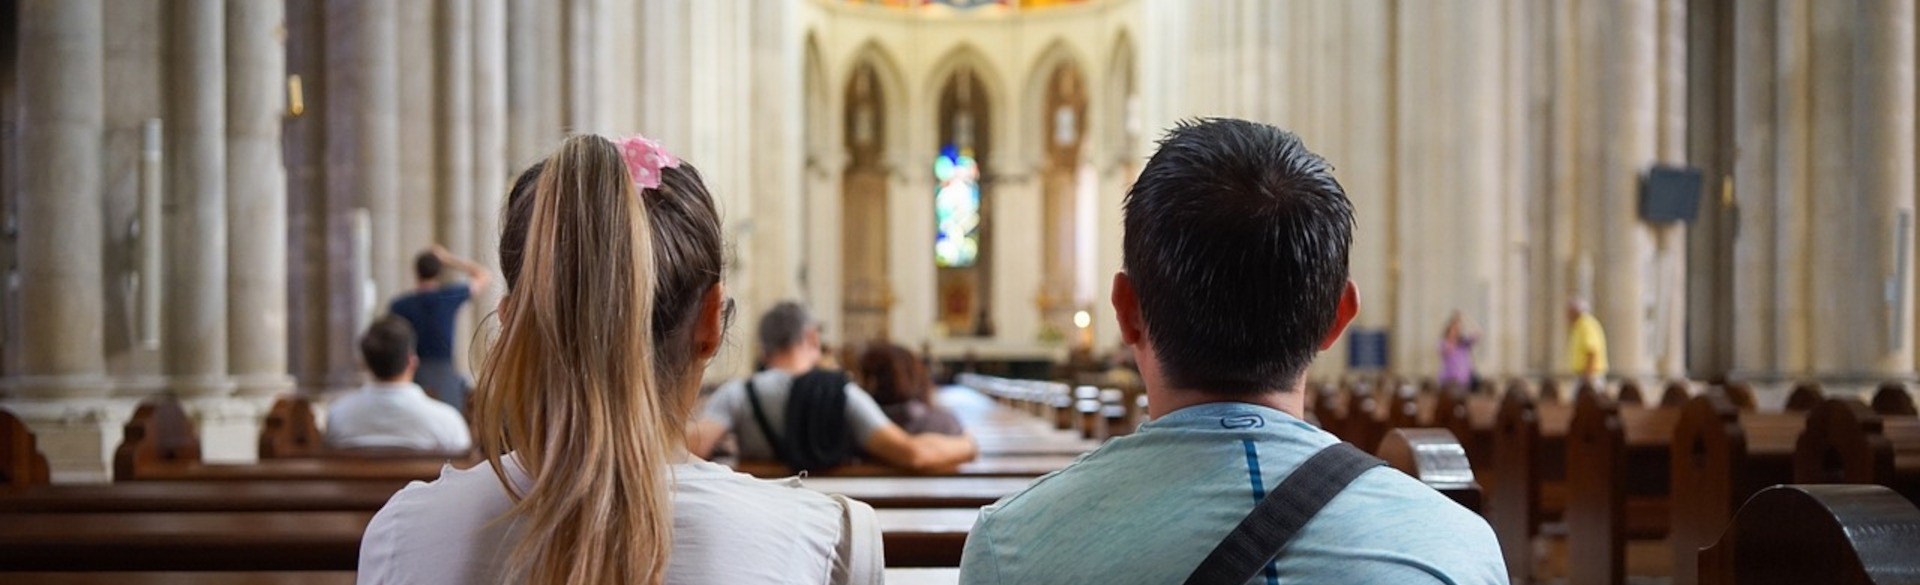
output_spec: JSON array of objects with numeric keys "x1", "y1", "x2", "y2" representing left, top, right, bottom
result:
[
  {"x1": 689, "y1": 302, "x2": 977, "y2": 473},
  {"x1": 958, "y1": 119, "x2": 1505, "y2": 585},
  {"x1": 857, "y1": 343, "x2": 964, "y2": 436},
  {"x1": 324, "y1": 315, "x2": 472, "y2": 453}
]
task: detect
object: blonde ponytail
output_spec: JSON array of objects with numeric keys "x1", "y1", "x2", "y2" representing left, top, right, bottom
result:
[{"x1": 472, "y1": 134, "x2": 678, "y2": 584}]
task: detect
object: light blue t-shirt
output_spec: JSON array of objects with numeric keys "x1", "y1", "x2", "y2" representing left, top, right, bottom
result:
[{"x1": 958, "y1": 402, "x2": 1507, "y2": 585}]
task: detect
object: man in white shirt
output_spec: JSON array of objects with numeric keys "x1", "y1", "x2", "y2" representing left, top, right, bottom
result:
[{"x1": 325, "y1": 315, "x2": 472, "y2": 453}]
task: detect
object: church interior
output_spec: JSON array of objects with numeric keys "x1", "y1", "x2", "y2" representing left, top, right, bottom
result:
[{"x1": 2, "y1": 0, "x2": 1919, "y2": 583}]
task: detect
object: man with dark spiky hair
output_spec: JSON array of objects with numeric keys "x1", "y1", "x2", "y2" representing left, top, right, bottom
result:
[{"x1": 959, "y1": 119, "x2": 1504, "y2": 585}]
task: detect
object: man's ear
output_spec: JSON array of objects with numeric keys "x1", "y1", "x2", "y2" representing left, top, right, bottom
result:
[
  {"x1": 693, "y1": 284, "x2": 726, "y2": 361},
  {"x1": 1110, "y1": 272, "x2": 1145, "y2": 346},
  {"x1": 1319, "y1": 281, "x2": 1360, "y2": 351}
]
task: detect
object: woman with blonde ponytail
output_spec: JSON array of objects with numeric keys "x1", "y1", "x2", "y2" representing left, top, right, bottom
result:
[{"x1": 358, "y1": 134, "x2": 883, "y2": 585}]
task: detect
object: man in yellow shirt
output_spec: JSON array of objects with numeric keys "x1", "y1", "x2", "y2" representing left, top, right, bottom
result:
[{"x1": 1566, "y1": 299, "x2": 1609, "y2": 386}]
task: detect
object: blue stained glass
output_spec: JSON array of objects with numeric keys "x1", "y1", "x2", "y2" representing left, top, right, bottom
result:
[{"x1": 935, "y1": 146, "x2": 981, "y2": 268}]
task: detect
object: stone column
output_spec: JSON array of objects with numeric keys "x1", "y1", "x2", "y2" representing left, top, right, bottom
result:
[
  {"x1": 436, "y1": 0, "x2": 475, "y2": 372},
  {"x1": 11, "y1": 0, "x2": 111, "y2": 400},
  {"x1": 226, "y1": 0, "x2": 295, "y2": 397},
  {"x1": 1860, "y1": 0, "x2": 1916, "y2": 374},
  {"x1": 989, "y1": 164, "x2": 1044, "y2": 346},
  {"x1": 887, "y1": 166, "x2": 935, "y2": 347},
  {"x1": 804, "y1": 153, "x2": 846, "y2": 347},
  {"x1": 505, "y1": 0, "x2": 548, "y2": 168},
  {"x1": 328, "y1": 0, "x2": 401, "y2": 315},
  {"x1": 1590, "y1": 0, "x2": 1659, "y2": 383},
  {"x1": 435, "y1": 0, "x2": 474, "y2": 260},
  {"x1": 395, "y1": 1, "x2": 435, "y2": 255},
  {"x1": 1729, "y1": 0, "x2": 1778, "y2": 380},
  {"x1": 472, "y1": 0, "x2": 506, "y2": 306},
  {"x1": 165, "y1": 0, "x2": 235, "y2": 398},
  {"x1": 563, "y1": 0, "x2": 595, "y2": 131}
]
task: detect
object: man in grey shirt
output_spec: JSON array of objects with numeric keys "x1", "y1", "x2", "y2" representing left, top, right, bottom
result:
[{"x1": 690, "y1": 302, "x2": 977, "y2": 472}]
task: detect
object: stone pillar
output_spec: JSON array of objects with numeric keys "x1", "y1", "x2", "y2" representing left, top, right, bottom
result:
[
  {"x1": 436, "y1": 0, "x2": 473, "y2": 259},
  {"x1": 990, "y1": 164, "x2": 1044, "y2": 345},
  {"x1": 12, "y1": 0, "x2": 111, "y2": 400},
  {"x1": 165, "y1": 0, "x2": 234, "y2": 398},
  {"x1": 1773, "y1": 0, "x2": 1815, "y2": 378},
  {"x1": 505, "y1": 0, "x2": 549, "y2": 168},
  {"x1": 395, "y1": 1, "x2": 436, "y2": 255},
  {"x1": 328, "y1": 0, "x2": 401, "y2": 316},
  {"x1": 804, "y1": 154, "x2": 846, "y2": 347},
  {"x1": 472, "y1": 0, "x2": 507, "y2": 313},
  {"x1": 226, "y1": 0, "x2": 295, "y2": 397},
  {"x1": 1653, "y1": 0, "x2": 1688, "y2": 378},
  {"x1": 887, "y1": 167, "x2": 935, "y2": 348},
  {"x1": 1860, "y1": 0, "x2": 1916, "y2": 374},
  {"x1": 1591, "y1": 0, "x2": 1659, "y2": 382},
  {"x1": 9, "y1": 0, "x2": 118, "y2": 481},
  {"x1": 562, "y1": 0, "x2": 595, "y2": 131}
]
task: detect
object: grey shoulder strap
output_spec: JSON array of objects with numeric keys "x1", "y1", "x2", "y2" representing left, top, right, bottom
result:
[{"x1": 1182, "y1": 441, "x2": 1386, "y2": 585}]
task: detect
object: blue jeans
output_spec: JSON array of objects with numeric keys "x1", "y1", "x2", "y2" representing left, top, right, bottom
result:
[{"x1": 416, "y1": 358, "x2": 471, "y2": 411}]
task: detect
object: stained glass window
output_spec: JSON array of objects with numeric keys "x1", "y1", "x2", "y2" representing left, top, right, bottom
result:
[{"x1": 934, "y1": 145, "x2": 981, "y2": 268}]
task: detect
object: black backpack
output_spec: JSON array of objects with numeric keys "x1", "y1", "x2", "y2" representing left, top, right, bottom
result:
[{"x1": 744, "y1": 369, "x2": 858, "y2": 472}]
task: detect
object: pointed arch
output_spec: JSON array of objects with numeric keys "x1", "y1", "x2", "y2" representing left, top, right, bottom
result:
[
  {"x1": 843, "y1": 39, "x2": 914, "y2": 169},
  {"x1": 922, "y1": 44, "x2": 1011, "y2": 166},
  {"x1": 1020, "y1": 38, "x2": 1094, "y2": 165}
]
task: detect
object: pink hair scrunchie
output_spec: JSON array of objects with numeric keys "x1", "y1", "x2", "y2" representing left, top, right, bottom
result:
[{"x1": 617, "y1": 134, "x2": 681, "y2": 191}]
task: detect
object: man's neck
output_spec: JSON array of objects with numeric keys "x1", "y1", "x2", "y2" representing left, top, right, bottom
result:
[
  {"x1": 764, "y1": 352, "x2": 814, "y2": 375},
  {"x1": 1147, "y1": 383, "x2": 1306, "y2": 420},
  {"x1": 370, "y1": 378, "x2": 413, "y2": 388},
  {"x1": 415, "y1": 281, "x2": 436, "y2": 292}
]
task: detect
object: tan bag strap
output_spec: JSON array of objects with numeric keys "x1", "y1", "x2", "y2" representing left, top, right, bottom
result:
[{"x1": 830, "y1": 494, "x2": 885, "y2": 585}]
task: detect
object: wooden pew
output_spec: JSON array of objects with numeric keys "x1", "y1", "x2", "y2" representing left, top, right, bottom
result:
[
  {"x1": 1872, "y1": 382, "x2": 1917, "y2": 416},
  {"x1": 2, "y1": 409, "x2": 50, "y2": 487},
  {"x1": 0, "y1": 480, "x2": 408, "y2": 513},
  {"x1": 1375, "y1": 428, "x2": 1483, "y2": 513},
  {"x1": 0, "y1": 475, "x2": 1023, "y2": 513},
  {"x1": 1566, "y1": 387, "x2": 1681, "y2": 585},
  {"x1": 1667, "y1": 391, "x2": 1808, "y2": 585},
  {"x1": 0, "y1": 569, "x2": 965, "y2": 585},
  {"x1": 1784, "y1": 382, "x2": 1825, "y2": 412},
  {"x1": 1488, "y1": 382, "x2": 1575, "y2": 585},
  {"x1": 258, "y1": 395, "x2": 323, "y2": 459},
  {"x1": 0, "y1": 508, "x2": 977, "y2": 570},
  {"x1": 732, "y1": 454, "x2": 1079, "y2": 479},
  {"x1": 113, "y1": 396, "x2": 203, "y2": 481},
  {"x1": 799, "y1": 476, "x2": 1030, "y2": 508},
  {"x1": 1697, "y1": 484, "x2": 1920, "y2": 585},
  {"x1": 1795, "y1": 397, "x2": 1920, "y2": 504},
  {"x1": 1659, "y1": 382, "x2": 1691, "y2": 407},
  {"x1": 1, "y1": 572, "x2": 358, "y2": 584},
  {"x1": 1434, "y1": 382, "x2": 1504, "y2": 487}
]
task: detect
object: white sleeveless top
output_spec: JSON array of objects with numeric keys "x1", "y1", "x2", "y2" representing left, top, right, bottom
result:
[{"x1": 357, "y1": 456, "x2": 880, "y2": 584}]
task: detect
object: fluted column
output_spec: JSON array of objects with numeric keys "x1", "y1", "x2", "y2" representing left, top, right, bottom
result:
[
  {"x1": 328, "y1": 0, "x2": 401, "y2": 311},
  {"x1": 395, "y1": 1, "x2": 435, "y2": 254},
  {"x1": 226, "y1": 0, "x2": 295, "y2": 397},
  {"x1": 1730, "y1": 0, "x2": 1779, "y2": 379},
  {"x1": 165, "y1": 0, "x2": 234, "y2": 398},
  {"x1": 12, "y1": 0, "x2": 111, "y2": 399},
  {"x1": 436, "y1": 0, "x2": 474, "y2": 258},
  {"x1": 472, "y1": 0, "x2": 506, "y2": 312},
  {"x1": 505, "y1": 0, "x2": 550, "y2": 167},
  {"x1": 1589, "y1": 0, "x2": 1659, "y2": 383},
  {"x1": 1860, "y1": 0, "x2": 1915, "y2": 374}
]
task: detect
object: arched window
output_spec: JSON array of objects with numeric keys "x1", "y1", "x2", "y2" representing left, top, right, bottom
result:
[{"x1": 933, "y1": 145, "x2": 981, "y2": 268}]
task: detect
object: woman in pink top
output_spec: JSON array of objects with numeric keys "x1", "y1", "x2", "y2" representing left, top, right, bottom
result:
[{"x1": 1437, "y1": 311, "x2": 1478, "y2": 389}]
